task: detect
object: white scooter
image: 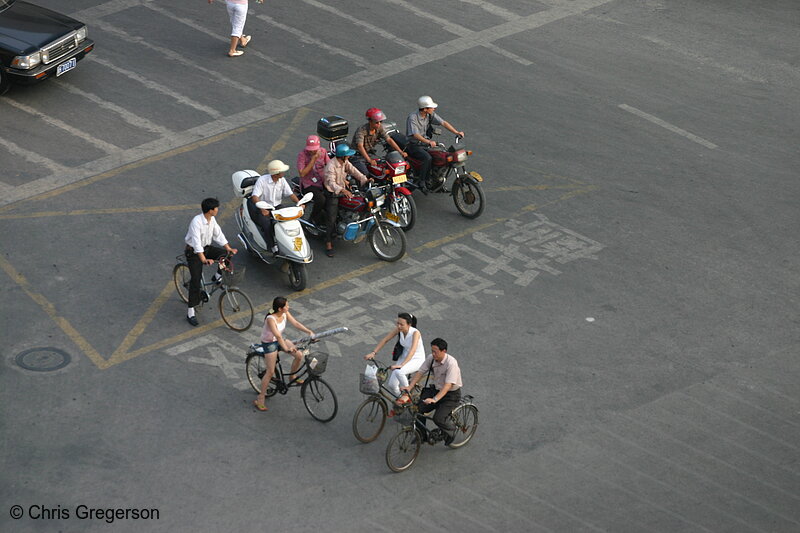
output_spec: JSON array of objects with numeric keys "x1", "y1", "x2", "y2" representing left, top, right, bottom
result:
[{"x1": 232, "y1": 170, "x2": 313, "y2": 291}]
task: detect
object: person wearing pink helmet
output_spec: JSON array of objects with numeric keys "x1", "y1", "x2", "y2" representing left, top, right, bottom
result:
[
  {"x1": 296, "y1": 134, "x2": 329, "y2": 224},
  {"x1": 350, "y1": 107, "x2": 407, "y2": 176}
]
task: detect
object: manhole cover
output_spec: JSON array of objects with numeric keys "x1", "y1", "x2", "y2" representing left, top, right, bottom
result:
[{"x1": 15, "y1": 347, "x2": 71, "y2": 372}]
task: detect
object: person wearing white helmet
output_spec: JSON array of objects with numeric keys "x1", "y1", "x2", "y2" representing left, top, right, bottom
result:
[
  {"x1": 249, "y1": 159, "x2": 301, "y2": 254},
  {"x1": 406, "y1": 96, "x2": 465, "y2": 191}
]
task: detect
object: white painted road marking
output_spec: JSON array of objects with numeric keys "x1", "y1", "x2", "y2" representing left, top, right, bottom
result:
[{"x1": 619, "y1": 104, "x2": 718, "y2": 149}]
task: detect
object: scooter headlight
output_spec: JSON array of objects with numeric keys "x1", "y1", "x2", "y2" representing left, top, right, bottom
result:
[{"x1": 286, "y1": 227, "x2": 301, "y2": 237}]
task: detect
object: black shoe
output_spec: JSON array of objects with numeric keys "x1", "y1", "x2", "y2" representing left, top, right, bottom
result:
[
  {"x1": 325, "y1": 247, "x2": 334, "y2": 258},
  {"x1": 186, "y1": 315, "x2": 199, "y2": 327},
  {"x1": 444, "y1": 432, "x2": 455, "y2": 446}
]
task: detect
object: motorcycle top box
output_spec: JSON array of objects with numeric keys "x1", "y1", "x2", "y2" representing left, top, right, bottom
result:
[{"x1": 317, "y1": 115, "x2": 348, "y2": 141}]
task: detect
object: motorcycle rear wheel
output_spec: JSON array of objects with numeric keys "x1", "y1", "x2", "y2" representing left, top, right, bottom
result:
[
  {"x1": 368, "y1": 221, "x2": 406, "y2": 262},
  {"x1": 453, "y1": 177, "x2": 485, "y2": 219}
]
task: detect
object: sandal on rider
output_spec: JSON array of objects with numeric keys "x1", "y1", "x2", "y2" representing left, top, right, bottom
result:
[
  {"x1": 395, "y1": 393, "x2": 411, "y2": 406},
  {"x1": 253, "y1": 399, "x2": 268, "y2": 411}
]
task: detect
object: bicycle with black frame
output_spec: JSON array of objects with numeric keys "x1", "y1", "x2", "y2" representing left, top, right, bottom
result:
[
  {"x1": 244, "y1": 327, "x2": 347, "y2": 422},
  {"x1": 173, "y1": 251, "x2": 254, "y2": 331},
  {"x1": 384, "y1": 374, "x2": 479, "y2": 473},
  {"x1": 352, "y1": 358, "x2": 422, "y2": 443}
]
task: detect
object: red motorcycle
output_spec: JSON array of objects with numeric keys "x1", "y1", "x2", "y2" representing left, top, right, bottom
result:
[
  {"x1": 387, "y1": 124, "x2": 486, "y2": 219},
  {"x1": 365, "y1": 151, "x2": 417, "y2": 231}
]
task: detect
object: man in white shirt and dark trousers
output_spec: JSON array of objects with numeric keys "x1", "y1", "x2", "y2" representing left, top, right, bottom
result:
[
  {"x1": 249, "y1": 159, "x2": 301, "y2": 255},
  {"x1": 184, "y1": 198, "x2": 238, "y2": 327}
]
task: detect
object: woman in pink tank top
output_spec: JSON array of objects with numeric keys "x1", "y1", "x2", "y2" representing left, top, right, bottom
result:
[{"x1": 254, "y1": 296, "x2": 315, "y2": 412}]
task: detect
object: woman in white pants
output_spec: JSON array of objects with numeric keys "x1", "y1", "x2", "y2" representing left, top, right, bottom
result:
[
  {"x1": 209, "y1": 0, "x2": 260, "y2": 57},
  {"x1": 365, "y1": 313, "x2": 425, "y2": 402}
]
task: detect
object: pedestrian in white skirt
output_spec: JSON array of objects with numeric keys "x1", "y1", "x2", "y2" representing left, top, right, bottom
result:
[{"x1": 208, "y1": 0, "x2": 262, "y2": 57}]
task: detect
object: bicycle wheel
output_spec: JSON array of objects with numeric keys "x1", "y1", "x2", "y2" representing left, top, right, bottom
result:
[
  {"x1": 447, "y1": 404, "x2": 479, "y2": 448},
  {"x1": 352, "y1": 396, "x2": 388, "y2": 443},
  {"x1": 301, "y1": 378, "x2": 338, "y2": 423},
  {"x1": 385, "y1": 427, "x2": 422, "y2": 473},
  {"x1": 244, "y1": 353, "x2": 278, "y2": 398},
  {"x1": 218, "y1": 288, "x2": 254, "y2": 331},
  {"x1": 173, "y1": 263, "x2": 191, "y2": 304}
]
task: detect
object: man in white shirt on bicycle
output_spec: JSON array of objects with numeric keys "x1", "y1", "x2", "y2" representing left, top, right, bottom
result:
[{"x1": 184, "y1": 197, "x2": 237, "y2": 327}]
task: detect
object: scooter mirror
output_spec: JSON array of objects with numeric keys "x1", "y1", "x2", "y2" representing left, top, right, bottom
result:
[
  {"x1": 255, "y1": 201, "x2": 274, "y2": 210},
  {"x1": 298, "y1": 192, "x2": 314, "y2": 205}
]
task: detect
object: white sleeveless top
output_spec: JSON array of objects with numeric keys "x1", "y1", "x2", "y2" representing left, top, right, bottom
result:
[
  {"x1": 398, "y1": 326, "x2": 425, "y2": 362},
  {"x1": 261, "y1": 314, "x2": 286, "y2": 343}
]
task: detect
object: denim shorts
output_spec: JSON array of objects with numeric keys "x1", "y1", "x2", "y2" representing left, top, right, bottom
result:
[{"x1": 260, "y1": 341, "x2": 279, "y2": 353}]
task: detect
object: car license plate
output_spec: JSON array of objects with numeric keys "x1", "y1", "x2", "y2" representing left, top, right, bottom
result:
[
  {"x1": 392, "y1": 174, "x2": 407, "y2": 184},
  {"x1": 56, "y1": 58, "x2": 76, "y2": 77},
  {"x1": 385, "y1": 211, "x2": 399, "y2": 223}
]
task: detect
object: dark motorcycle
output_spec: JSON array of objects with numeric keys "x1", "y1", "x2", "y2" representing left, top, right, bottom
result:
[
  {"x1": 386, "y1": 122, "x2": 486, "y2": 219},
  {"x1": 317, "y1": 115, "x2": 417, "y2": 232},
  {"x1": 293, "y1": 178, "x2": 407, "y2": 262}
]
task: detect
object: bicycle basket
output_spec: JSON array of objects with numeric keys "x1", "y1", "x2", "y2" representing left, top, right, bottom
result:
[
  {"x1": 305, "y1": 352, "x2": 329, "y2": 376},
  {"x1": 393, "y1": 406, "x2": 415, "y2": 426},
  {"x1": 359, "y1": 372, "x2": 380, "y2": 395},
  {"x1": 221, "y1": 266, "x2": 245, "y2": 287}
]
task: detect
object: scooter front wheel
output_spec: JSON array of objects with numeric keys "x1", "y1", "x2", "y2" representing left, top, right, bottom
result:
[
  {"x1": 287, "y1": 262, "x2": 307, "y2": 292},
  {"x1": 368, "y1": 221, "x2": 407, "y2": 262}
]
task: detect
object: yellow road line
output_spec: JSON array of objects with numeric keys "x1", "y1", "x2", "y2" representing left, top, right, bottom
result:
[
  {"x1": 256, "y1": 107, "x2": 312, "y2": 174},
  {"x1": 106, "y1": 108, "x2": 313, "y2": 366},
  {"x1": 0, "y1": 205, "x2": 196, "y2": 220},
  {"x1": 0, "y1": 111, "x2": 300, "y2": 214},
  {"x1": 107, "y1": 185, "x2": 598, "y2": 367},
  {"x1": 107, "y1": 279, "x2": 176, "y2": 365},
  {"x1": 0, "y1": 255, "x2": 108, "y2": 369}
]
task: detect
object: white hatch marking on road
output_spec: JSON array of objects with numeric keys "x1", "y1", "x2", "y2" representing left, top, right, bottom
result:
[
  {"x1": 4, "y1": 99, "x2": 120, "y2": 154},
  {"x1": 2, "y1": 0, "x2": 613, "y2": 207},
  {"x1": 89, "y1": 56, "x2": 222, "y2": 119},
  {"x1": 94, "y1": 21, "x2": 277, "y2": 106},
  {"x1": 456, "y1": 0, "x2": 519, "y2": 21},
  {"x1": 298, "y1": 0, "x2": 425, "y2": 52},
  {"x1": 251, "y1": 12, "x2": 371, "y2": 68},
  {"x1": 619, "y1": 104, "x2": 718, "y2": 149},
  {"x1": 146, "y1": 3, "x2": 323, "y2": 84},
  {"x1": 58, "y1": 81, "x2": 174, "y2": 137},
  {"x1": 383, "y1": 0, "x2": 533, "y2": 66},
  {"x1": 0, "y1": 136, "x2": 70, "y2": 176}
]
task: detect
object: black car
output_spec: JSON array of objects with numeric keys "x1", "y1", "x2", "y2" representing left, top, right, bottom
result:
[{"x1": 0, "y1": 0, "x2": 94, "y2": 94}]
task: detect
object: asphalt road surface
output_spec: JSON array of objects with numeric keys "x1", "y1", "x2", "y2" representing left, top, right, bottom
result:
[{"x1": 1, "y1": 0, "x2": 798, "y2": 531}]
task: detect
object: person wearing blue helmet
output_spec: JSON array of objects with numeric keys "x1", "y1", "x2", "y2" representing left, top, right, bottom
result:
[{"x1": 322, "y1": 143, "x2": 370, "y2": 257}]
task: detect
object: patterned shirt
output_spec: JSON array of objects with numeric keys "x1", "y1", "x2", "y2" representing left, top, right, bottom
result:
[{"x1": 352, "y1": 123, "x2": 388, "y2": 155}]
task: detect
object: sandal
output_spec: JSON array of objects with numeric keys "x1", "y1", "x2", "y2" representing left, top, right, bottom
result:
[
  {"x1": 241, "y1": 35, "x2": 251, "y2": 48},
  {"x1": 228, "y1": 50, "x2": 244, "y2": 57},
  {"x1": 395, "y1": 393, "x2": 411, "y2": 406},
  {"x1": 253, "y1": 399, "x2": 268, "y2": 411}
]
